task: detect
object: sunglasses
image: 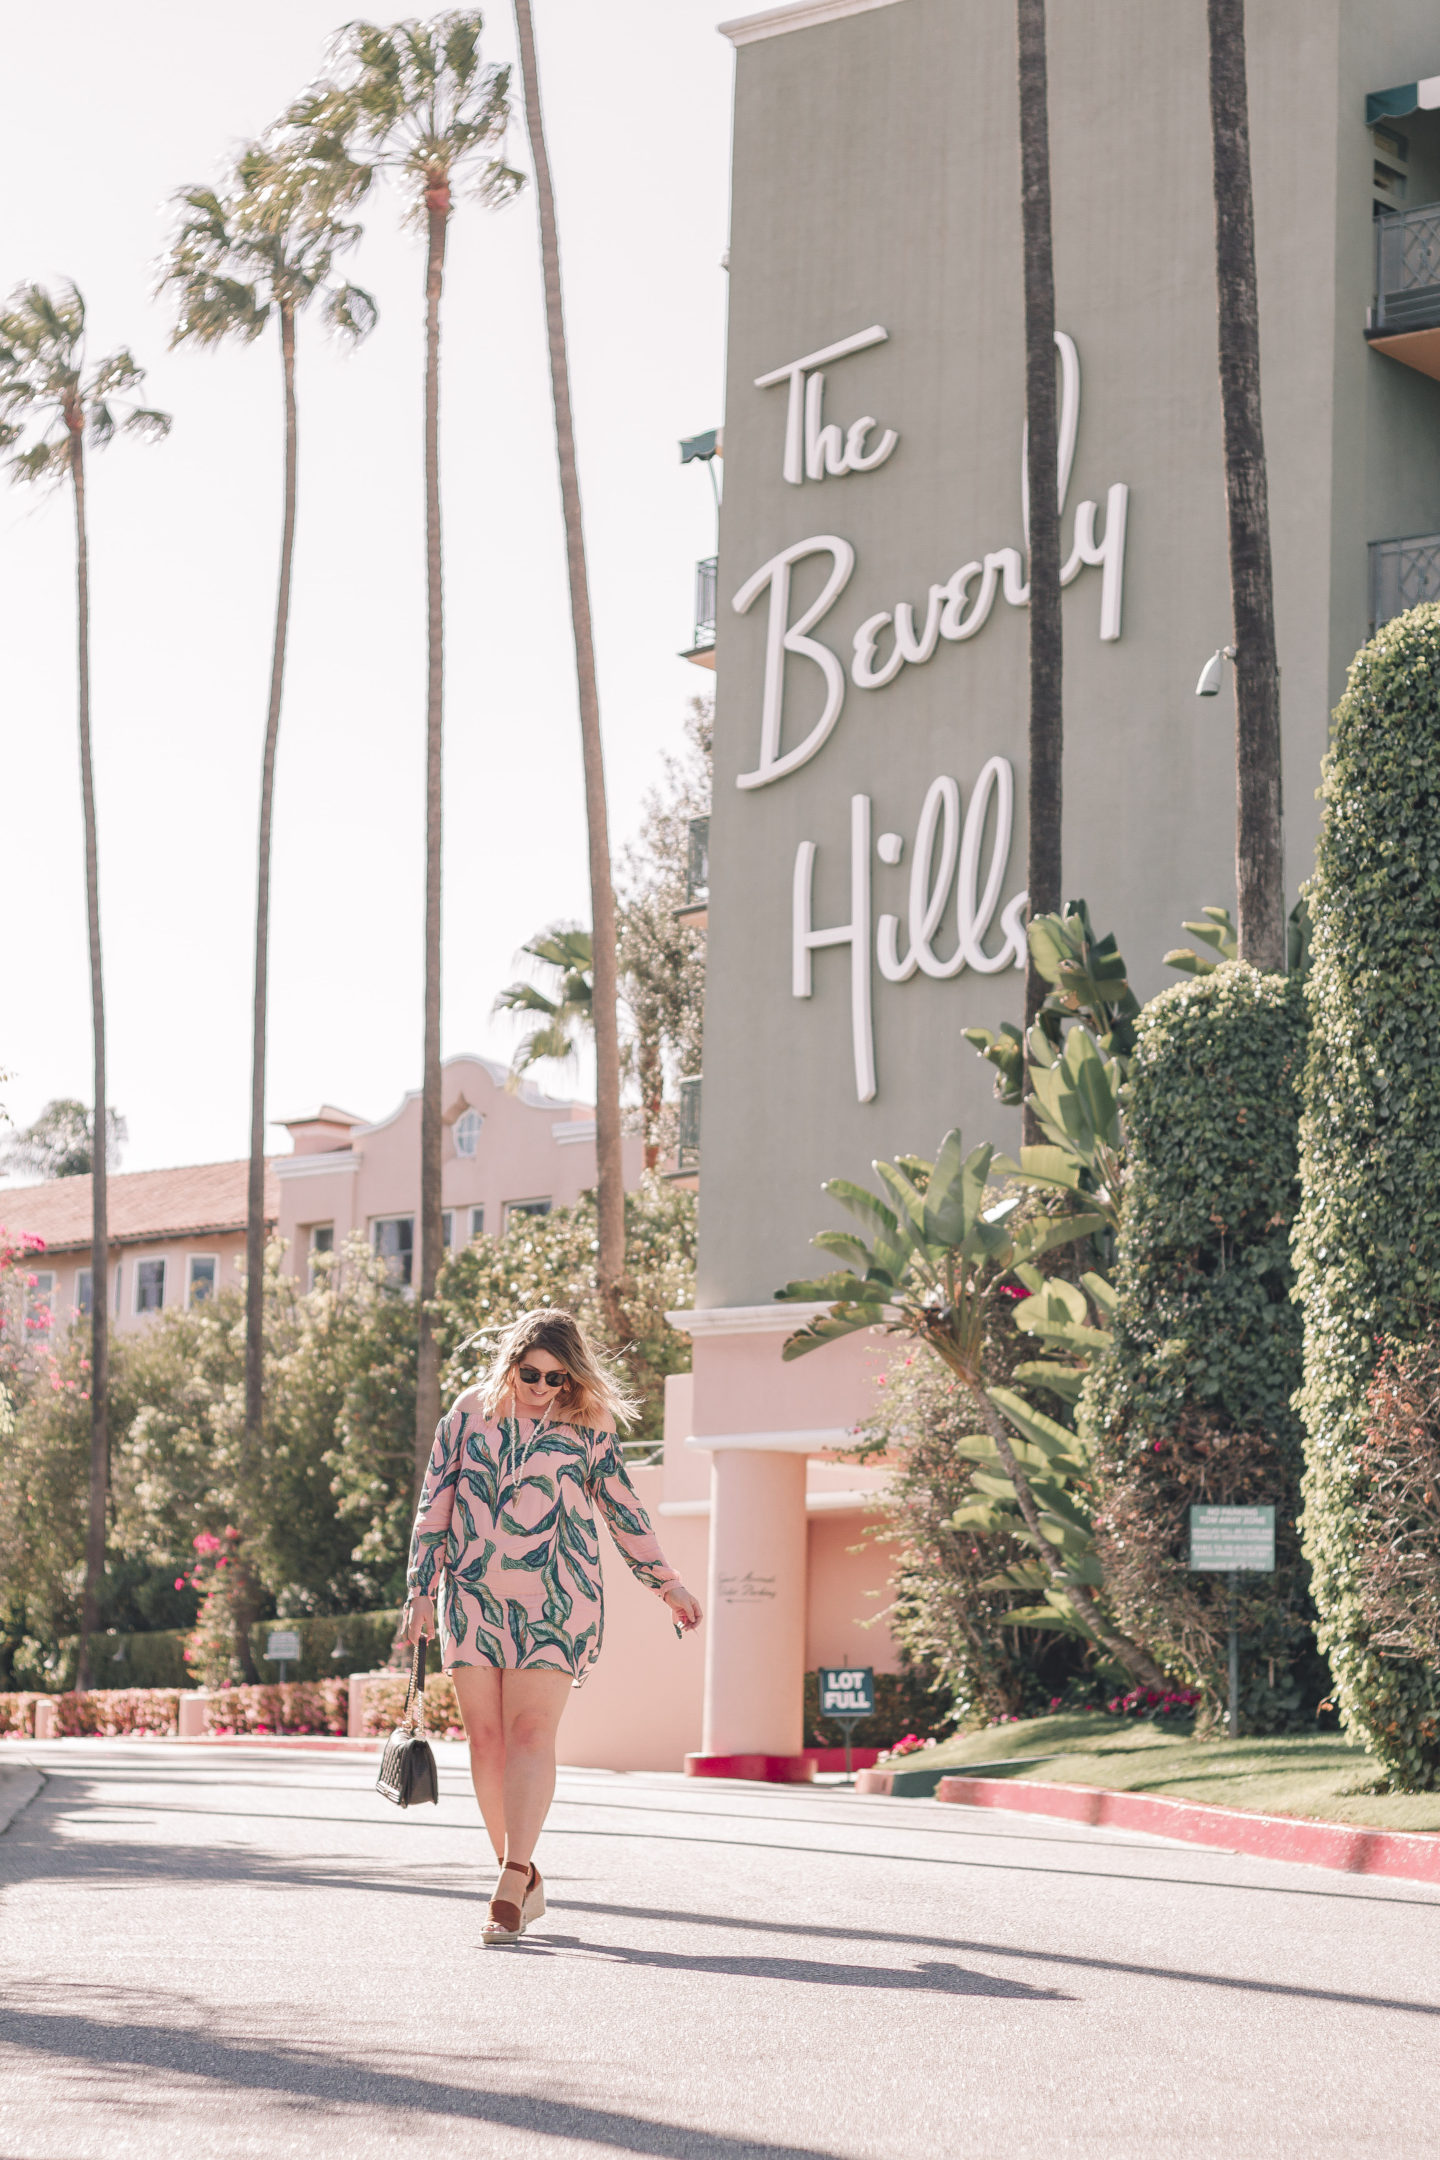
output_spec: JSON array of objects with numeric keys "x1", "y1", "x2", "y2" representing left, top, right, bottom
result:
[{"x1": 518, "y1": 1365, "x2": 569, "y2": 1389}]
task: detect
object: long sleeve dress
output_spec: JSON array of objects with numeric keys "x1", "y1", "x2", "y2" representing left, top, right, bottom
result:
[{"x1": 405, "y1": 1391, "x2": 680, "y2": 1680}]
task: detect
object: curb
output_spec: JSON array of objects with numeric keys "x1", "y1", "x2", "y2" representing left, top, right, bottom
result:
[
  {"x1": 858, "y1": 1753, "x2": 1062, "y2": 1799},
  {"x1": 0, "y1": 1765, "x2": 42, "y2": 1835},
  {"x1": 935, "y1": 1775, "x2": 1440, "y2": 1886}
]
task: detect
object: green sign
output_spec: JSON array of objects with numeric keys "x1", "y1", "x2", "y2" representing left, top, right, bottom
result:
[
  {"x1": 265, "y1": 1630, "x2": 302, "y2": 1663},
  {"x1": 819, "y1": 1666, "x2": 875, "y2": 1718},
  {"x1": 1189, "y1": 1505, "x2": 1275, "y2": 1573}
]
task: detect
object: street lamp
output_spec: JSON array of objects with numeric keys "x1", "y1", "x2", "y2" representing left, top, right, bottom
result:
[{"x1": 1195, "y1": 644, "x2": 1237, "y2": 697}]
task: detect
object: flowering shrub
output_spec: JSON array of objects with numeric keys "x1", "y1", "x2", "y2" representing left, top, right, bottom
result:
[
  {"x1": 180, "y1": 1526, "x2": 260, "y2": 1688},
  {"x1": 204, "y1": 1679, "x2": 348, "y2": 1736},
  {"x1": 51, "y1": 1689, "x2": 181, "y2": 1737},
  {"x1": 360, "y1": 1670, "x2": 462, "y2": 1739},
  {"x1": 1105, "y1": 1685, "x2": 1199, "y2": 1719},
  {"x1": 877, "y1": 1733, "x2": 938, "y2": 1763},
  {"x1": 0, "y1": 1693, "x2": 41, "y2": 1737}
]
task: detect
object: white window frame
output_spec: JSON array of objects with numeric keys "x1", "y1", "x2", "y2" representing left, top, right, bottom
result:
[
  {"x1": 453, "y1": 1108, "x2": 483, "y2": 1158},
  {"x1": 370, "y1": 1214, "x2": 415, "y2": 1288},
  {"x1": 133, "y1": 1257, "x2": 166, "y2": 1316},
  {"x1": 306, "y1": 1223, "x2": 335, "y2": 1291},
  {"x1": 503, "y1": 1197, "x2": 552, "y2": 1230},
  {"x1": 186, "y1": 1254, "x2": 219, "y2": 1307}
]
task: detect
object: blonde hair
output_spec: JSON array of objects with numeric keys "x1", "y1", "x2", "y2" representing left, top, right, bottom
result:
[{"x1": 475, "y1": 1307, "x2": 641, "y2": 1432}]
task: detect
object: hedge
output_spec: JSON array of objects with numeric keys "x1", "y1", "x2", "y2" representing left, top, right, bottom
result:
[
  {"x1": 1084, "y1": 964, "x2": 1318, "y2": 1728},
  {"x1": 0, "y1": 1693, "x2": 41, "y2": 1737},
  {"x1": 1295, "y1": 603, "x2": 1440, "y2": 1788},
  {"x1": 205, "y1": 1680, "x2": 351, "y2": 1736},
  {"x1": 52, "y1": 1689, "x2": 181, "y2": 1737}
]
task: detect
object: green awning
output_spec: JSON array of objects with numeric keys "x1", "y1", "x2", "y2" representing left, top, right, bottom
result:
[{"x1": 1368, "y1": 76, "x2": 1440, "y2": 126}]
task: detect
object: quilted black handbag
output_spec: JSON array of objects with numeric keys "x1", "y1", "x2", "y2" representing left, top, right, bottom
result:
[{"x1": 375, "y1": 1639, "x2": 439, "y2": 1808}]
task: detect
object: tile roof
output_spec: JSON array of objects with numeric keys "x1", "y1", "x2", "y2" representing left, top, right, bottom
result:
[{"x1": 0, "y1": 1159, "x2": 278, "y2": 1254}]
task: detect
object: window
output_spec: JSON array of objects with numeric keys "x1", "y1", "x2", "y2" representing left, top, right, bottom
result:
[
  {"x1": 187, "y1": 1255, "x2": 218, "y2": 1306},
  {"x1": 24, "y1": 1272, "x2": 55, "y2": 1334},
  {"x1": 453, "y1": 1109, "x2": 482, "y2": 1158},
  {"x1": 442, "y1": 1210, "x2": 454, "y2": 1250},
  {"x1": 306, "y1": 1223, "x2": 335, "y2": 1291},
  {"x1": 113, "y1": 1264, "x2": 123, "y2": 1316},
  {"x1": 372, "y1": 1215, "x2": 414, "y2": 1287},
  {"x1": 470, "y1": 1205, "x2": 485, "y2": 1240},
  {"x1": 503, "y1": 1198, "x2": 551, "y2": 1231},
  {"x1": 75, "y1": 1268, "x2": 93, "y2": 1317},
  {"x1": 134, "y1": 1259, "x2": 166, "y2": 1314}
]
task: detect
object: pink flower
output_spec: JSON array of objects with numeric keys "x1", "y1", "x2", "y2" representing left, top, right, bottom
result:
[{"x1": 174, "y1": 1577, "x2": 186, "y2": 1591}]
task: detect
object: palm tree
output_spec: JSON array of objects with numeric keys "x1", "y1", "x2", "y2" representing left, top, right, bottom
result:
[
  {"x1": 493, "y1": 925, "x2": 594, "y2": 1085},
  {"x1": 160, "y1": 137, "x2": 376, "y2": 1487},
  {"x1": 291, "y1": 14, "x2": 520, "y2": 1488},
  {"x1": 511, "y1": 0, "x2": 628, "y2": 1329},
  {"x1": 0, "y1": 283, "x2": 169, "y2": 1690},
  {"x1": 1016, "y1": 0, "x2": 1063, "y2": 1145},
  {"x1": 1206, "y1": 0, "x2": 1283, "y2": 971}
]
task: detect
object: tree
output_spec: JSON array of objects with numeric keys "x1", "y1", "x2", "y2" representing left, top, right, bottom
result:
[
  {"x1": 778, "y1": 1130, "x2": 1167, "y2": 1688},
  {"x1": 617, "y1": 697, "x2": 711, "y2": 1169},
  {"x1": 0, "y1": 283, "x2": 169, "y2": 1690},
  {"x1": 0, "y1": 1098, "x2": 126, "y2": 1180},
  {"x1": 511, "y1": 0, "x2": 627, "y2": 1329},
  {"x1": 290, "y1": 12, "x2": 521, "y2": 1488},
  {"x1": 1016, "y1": 0, "x2": 1063, "y2": 1145},
  {"x1": 160, "y1": 137, "x2": 377, "y2": 1487},
  {"x1": 493, "y1": 924, "x2": 594, "y2": 1084},
  {"x1": 1207, "y1": 0, "x2": 1284, "y2": 971}
]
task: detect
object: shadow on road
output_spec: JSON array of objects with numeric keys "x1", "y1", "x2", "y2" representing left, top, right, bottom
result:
[
  {"x1": 526, "y1": 1935, "x2": 1071, "y2": 1998},
  {"x1": 0, "y1": 1989, "x2": 843, "y2": 2160},
  {"x1": 549, "y1": 1900, "x2": 1440, "y2": 2021}
]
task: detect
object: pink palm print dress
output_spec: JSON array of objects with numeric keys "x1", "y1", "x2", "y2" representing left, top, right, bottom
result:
[{"x1": 406, "y1": 1391, "x2": 680, "y2": 1678}]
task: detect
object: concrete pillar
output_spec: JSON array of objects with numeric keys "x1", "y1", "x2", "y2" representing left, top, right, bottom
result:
[
  {"x1": 177, "y1": 1692, "x2": 210, "y2": 1740},
  {"x1": 33, "y1": 1699, "x2": 57, "y2": 1741},
  {"x1": 689, "y1": 1447, "x2": 811, "y2": 1779}
]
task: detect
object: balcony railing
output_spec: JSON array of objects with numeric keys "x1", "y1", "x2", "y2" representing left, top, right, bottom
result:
[
  {"x1": 1370, "y1": 532, "x2": 1440, "y2": 630},
  {"x1": 692, "y1": 556, "x2": 718, "y2": 651},
  {"x1": 686, "y1": 816, "x2": 709, "y2": 905},
  {"x1": 677, "y1": 1076, "x2": 701, "y2": 1172},
  {"x1": 1374, "y1": 203, "x2": 1440, "y2": 332}
]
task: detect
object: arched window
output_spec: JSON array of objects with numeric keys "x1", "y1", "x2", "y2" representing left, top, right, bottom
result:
[{"x1": 454, "y1": 1108, "x2": 482, "y2": 1158}]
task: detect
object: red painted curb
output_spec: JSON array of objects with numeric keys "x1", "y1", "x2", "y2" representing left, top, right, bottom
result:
[
  {"x1": 935, "y1": 1775, "x2": 1440, "y2": 1885},
  {"x1": 685, "y1": 1752, "x2": 816, "y2": 1783}
]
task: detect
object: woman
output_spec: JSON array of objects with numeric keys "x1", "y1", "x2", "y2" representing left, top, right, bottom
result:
[{"x1": 400, "y1": 1307, "x2": 702, "y2": 1944}]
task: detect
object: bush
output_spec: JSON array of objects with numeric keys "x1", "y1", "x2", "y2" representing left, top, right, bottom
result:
[
  {"x1": 204, "y1": 1679, "x2": 349, "y2": 1737},
  {"x1": 51, "y1": 1688, "x2": 181, "y2": 1737},
  {"x1": 359, "y1": 1670, "x2": 463, "y2": 1739},
  {"x1": 1351, "y1": 1334, "x2": 1440, "y2": 1668},
  {"x1": 1296, "y1": 604, "x2": 1440, "y2": 1787},
  {"x1": 0, "y1": 1693, "x2": 40, "y2": 1737},
  {"x1": 1083, "y1": 965, "x2": 1318, "y2": 1730},
  {"x1": 245, "y1": 1608, "x2": 413, "y2": 1683}
]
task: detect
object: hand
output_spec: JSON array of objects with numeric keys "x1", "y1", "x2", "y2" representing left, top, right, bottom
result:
[
  {"x1": 663, "y1": 1583, "x2": 703, "y2": 1633},
  {"x1": 399, "y1": 1593, "x2": 436, "y2": 1645}
]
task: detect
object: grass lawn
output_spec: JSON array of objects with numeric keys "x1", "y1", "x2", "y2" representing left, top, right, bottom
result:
[{"x1": 886, "y1": 1712, "x2": 1440, "y2": 1833}]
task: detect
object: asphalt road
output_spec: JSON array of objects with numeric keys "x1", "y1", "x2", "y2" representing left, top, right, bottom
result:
[{"x1": 1, "y1": 1740, "x2": 1438, "y2": 2159}]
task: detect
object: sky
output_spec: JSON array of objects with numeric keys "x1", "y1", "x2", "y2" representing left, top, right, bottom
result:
[{"x1": 0, "y1": 0, "x2": 733, "y2": 1177}]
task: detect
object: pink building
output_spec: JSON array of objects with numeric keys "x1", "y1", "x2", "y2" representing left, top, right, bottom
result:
[
  {"x1": 3, "y1": 1055, "x2": 640, "y2": 1328},
  {"x1": 274, "y1": 1055, "x2": 643, "y2": 1286}
]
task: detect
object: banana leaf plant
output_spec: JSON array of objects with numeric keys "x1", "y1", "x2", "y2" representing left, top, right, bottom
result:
[
  {"x1": 1164, "y1": 904, "x2": 1238, "y2": 977},
  {"x1": 951, "y1": 1270, "x2": 1124, "y2": 1643},
  {"x1": 777, "y1": 1132, "x2": 1166, "y2": 1688}
]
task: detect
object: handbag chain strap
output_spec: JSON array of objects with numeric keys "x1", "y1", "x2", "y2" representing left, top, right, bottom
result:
[{"x1": 400, "y1": 1637, "x2": 428, "y2": 1734}]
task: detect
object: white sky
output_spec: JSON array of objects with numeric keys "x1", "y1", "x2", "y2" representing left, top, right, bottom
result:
[{"x1": 0, "y1": 0, "x2": 732, "y2": 1176}]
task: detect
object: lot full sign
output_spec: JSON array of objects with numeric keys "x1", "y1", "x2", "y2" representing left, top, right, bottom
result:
[{"x1": 820, "y1": 1667, "x2": 875, "y2": 1718}]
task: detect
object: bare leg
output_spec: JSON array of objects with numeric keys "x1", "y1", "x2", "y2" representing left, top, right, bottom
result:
[
  {"x1": 449, "y1": 1665, "x2": 506, "y2": 1861},
  {"x1": 498, "y1": 1668, "x2": 574, "y2": 1867}
]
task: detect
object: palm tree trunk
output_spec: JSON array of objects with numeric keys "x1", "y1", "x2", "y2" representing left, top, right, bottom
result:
[
  {"x1": 1017, "y1": 0, "x2": 1063, "y2": 1145},
  {"x1": 1207, "y1": 0, "x2": 1284, "y2": 972},
  {"x1": 512, "y1": 0, "x2": 627, "y2": 1326},
  {"x1": 414, "y1": 188, "x2": 449, "y2": 1491},
  {"x1": 245, "y1": 299, "x2": 298, "y2": 1507},
  {"x1": 72, "y1": 436, "x2": 108, "y2": 1695}
]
